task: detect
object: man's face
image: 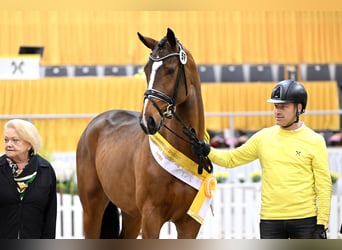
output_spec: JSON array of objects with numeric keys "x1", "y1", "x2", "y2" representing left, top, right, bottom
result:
[{"x1": 273, "y1": 102, "x2": 300, "y2": 128}]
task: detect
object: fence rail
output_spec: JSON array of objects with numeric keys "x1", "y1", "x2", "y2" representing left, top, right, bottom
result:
[{"x1": 56, "y1": 184, "x2": 342, "y2": 239}]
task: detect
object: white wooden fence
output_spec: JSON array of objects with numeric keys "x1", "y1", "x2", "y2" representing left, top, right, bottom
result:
[
  {"x1": 56, "y1": 194, "x2": 83, "y2": 238},
  {"x1": 56, "y1": 183, "x2": 342, "y2": 239}
]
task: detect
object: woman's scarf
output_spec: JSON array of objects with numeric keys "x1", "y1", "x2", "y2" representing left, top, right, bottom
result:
[{"x1": 7, "y1": 155, "x2": 38, "y2": 199}]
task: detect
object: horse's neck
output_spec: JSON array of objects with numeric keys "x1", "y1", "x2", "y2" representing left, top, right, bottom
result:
[
  {"x1": 187, "y1": 82, "x2": 205, "y2": 138},
  {"x1": 161, "y1": 83, "x2": 205, "y2": 157}
]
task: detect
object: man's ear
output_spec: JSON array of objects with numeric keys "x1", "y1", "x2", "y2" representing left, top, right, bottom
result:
[{"x1": 297, "y1": 103, "x2": 303, "y2": 113}]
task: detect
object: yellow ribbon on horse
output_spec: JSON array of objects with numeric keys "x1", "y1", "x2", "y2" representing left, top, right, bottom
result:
[
  {"x1": 149, "y1": 131, "x2": 216, "y2": 224},
  {"x1": 187, "y1": 174, "x2": 217, "y2": 224}
]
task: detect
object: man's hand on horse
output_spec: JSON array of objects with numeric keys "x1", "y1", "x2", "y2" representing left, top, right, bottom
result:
[{"x1": 192, "y1": 139, "x2": 211, "y2": 157}]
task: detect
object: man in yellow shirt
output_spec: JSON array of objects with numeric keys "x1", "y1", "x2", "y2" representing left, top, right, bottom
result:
[{"x1": 192, "y1": 80, "x2": 332, "y2": 239}]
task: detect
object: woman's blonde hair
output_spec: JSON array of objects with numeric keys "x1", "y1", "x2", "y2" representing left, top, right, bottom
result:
[{"x1": 4, "y1": 119, "x2": 42, "y2": 154}]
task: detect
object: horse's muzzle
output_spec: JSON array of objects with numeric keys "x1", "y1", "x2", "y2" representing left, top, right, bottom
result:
[{"x1": 139, "y1": 116, "x2": 161, "y2": 135}]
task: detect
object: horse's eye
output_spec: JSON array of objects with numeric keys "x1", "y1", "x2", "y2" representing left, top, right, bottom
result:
[{"x1": 166, "y1": 68, "x2": 175, "y2": 75}]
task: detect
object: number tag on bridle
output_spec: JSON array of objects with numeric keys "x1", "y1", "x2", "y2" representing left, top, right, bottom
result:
[{"x1": 179, "y1": 49, "x2": 187, "y2": 64}]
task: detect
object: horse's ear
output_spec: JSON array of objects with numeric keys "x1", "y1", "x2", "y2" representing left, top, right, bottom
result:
[
  {"x1": 166, "y1": 28, "x2": 177, "y2": 47},
  {"x1": 137, "y1": 32, "x2": 157, "y2": 51}
]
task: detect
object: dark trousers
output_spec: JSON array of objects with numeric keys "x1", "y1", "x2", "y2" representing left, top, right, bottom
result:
[{"x1": 259, "y1": 216, "x2": 317, "y2": 239}]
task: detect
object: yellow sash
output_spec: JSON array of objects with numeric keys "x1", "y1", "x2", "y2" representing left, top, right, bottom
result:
[{"x1": 149, "y1": 132, "x2": 216, "y2": 224}]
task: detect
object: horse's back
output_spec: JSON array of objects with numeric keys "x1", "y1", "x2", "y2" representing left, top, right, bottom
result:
[
  {"x1": 77, "y1": 109, "x2": 142, "y2": 153},
  {"x1": 82, "y1": 109, "x2": 141, "y2": 134}
]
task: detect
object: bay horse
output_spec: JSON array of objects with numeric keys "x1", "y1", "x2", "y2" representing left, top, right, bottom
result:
[{"x1": 76, "y1": 28, "x2": 211, "y2": 239}]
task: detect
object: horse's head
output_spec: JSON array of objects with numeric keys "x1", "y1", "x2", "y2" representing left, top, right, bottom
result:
[{"x1": 138, "y1": 28, "x2": 200, "y2": 135}]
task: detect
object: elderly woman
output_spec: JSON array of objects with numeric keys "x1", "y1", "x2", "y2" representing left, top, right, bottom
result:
[{"x1": 0, "y1": 119, "x2": 57, "y2": 239}]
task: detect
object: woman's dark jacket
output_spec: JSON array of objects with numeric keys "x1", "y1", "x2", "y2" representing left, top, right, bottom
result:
[{"x1": 0, "y1": 154, "x2": 57, "y2": 239}]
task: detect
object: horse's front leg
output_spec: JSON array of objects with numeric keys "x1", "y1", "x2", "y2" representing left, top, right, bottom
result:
[
  {"x1": 120, "y1": 211, "x2": 142, "y2": 239},
  {"x1": 140, "y1": 207, "x2": 165, "y2": 239},
  {"x1": 174, "y1": 215, "x2": 201, "y2": 239}
]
